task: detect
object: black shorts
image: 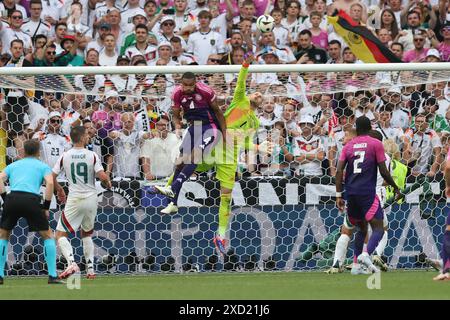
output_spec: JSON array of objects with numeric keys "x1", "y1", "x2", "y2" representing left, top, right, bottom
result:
[{"x1": 0, "y1": 191, "x2": 49, "y2": 232}]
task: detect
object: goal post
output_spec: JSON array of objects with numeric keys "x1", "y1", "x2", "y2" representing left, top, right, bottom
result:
[{"x1": 1, "y1": 63, "x2": 448, "y2": 275}]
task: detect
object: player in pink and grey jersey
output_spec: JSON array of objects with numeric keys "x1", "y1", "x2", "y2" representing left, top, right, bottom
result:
[
  {"x1": 336, "y1": 116, "x2": 401, "y2": 274},
  {"x1": 155, "y1": 72, "x2": 226, "y2": 214}
]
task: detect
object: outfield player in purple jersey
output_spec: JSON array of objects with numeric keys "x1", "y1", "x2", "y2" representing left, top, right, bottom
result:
[
  {"x1": 434, "y1": 148, "x2": 450, "y2": 280},
  {"x1": 336, "y1": 116, "x2": 401, "y2": 274},
  {"x1": 155, "y1": 72, "x2": 226, "y2": 214}
]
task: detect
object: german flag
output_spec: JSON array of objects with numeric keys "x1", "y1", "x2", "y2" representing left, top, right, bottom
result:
[{"x1": 327, "y1": 10, "x2": 402, "y2": 63}]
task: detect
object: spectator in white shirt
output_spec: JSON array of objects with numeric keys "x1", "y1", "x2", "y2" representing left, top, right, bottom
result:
[
  {"x1": 141, "y1": 115, "x2": 181, "y2": 180},
  {"x1": 186, "y1": 10, "x2": 225, "y2": 65},
  {"x1": 99, "y1": 33, "x2": 119, "y2": 65}
]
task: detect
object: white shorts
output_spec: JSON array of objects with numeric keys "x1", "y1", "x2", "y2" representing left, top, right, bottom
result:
[{"x1": 56, "y1": 194, "x2": 98, "y2": 234}]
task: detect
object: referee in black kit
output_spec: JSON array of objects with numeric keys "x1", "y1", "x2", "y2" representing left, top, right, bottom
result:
[{"x1": 0, "y1": 139, "x2": 63, "y2": 284}]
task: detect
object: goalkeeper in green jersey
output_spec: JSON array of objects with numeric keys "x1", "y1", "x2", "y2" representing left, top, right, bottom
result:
[{"x1": 158, "y1": 53, "x2": 264, "y2": 256}]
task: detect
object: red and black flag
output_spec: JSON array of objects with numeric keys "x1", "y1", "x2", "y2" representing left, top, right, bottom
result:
[{"x1": 327, "y1": 10, "x2": 402, "y2": 63}]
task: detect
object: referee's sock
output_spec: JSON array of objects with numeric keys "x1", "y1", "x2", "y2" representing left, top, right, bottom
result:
[
  {"x1": 44, "y1": 239, "x2": 57, "y2": 278},
  {"x1": 0, "y1": 239, "x2": 8, "y2": 278}
]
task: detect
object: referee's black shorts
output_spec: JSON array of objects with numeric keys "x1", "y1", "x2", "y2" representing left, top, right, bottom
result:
[{"x1": 0, "y1": 191, "x2": 49, "y2": 232}]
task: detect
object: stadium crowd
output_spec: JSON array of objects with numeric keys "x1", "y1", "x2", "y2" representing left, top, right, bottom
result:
[{"x1": 0, "y1": 0, "x2": 449, "y2": 181}]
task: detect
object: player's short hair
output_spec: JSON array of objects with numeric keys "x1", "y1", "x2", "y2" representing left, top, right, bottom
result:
[
  {"x1": 368, "y1": 129, "x2": 383, "y2": 141},
  {"x1": 198, "y1": 10, "x2": 212, "y2": 20},
  {"x1": 135, "y1": 23, "x2": 148, "y2": 33},
  {"x1": 355, "y1": 116, "x2": 371, "y2": 135},
  {"x1": 181, "y1": 72, "x2": 196, "y2": 81},
  {"x1": 70, "y1": 126, "x2": 86, "y2": 144},
  {"x1": 25, "y1": 139, "x2": 41, "y2": 156},
  {"x1": 328, "y1": 39, "x2": 341, "y2": 47},
  {"x1": 299, "y1": 29, "x2": 312, "y2": 38},
  {"x1": 10, "y1": 39, "x2": 24, "y2": 48}
]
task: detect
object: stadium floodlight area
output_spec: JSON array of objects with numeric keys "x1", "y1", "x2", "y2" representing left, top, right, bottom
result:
[{"x1": 0, "y1": 63, "x2": 448, "y2": 275}]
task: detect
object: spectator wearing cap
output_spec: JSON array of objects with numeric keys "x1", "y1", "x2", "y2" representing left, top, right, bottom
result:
[
  {"x1": 425, "y1": 48, "x2": 441, "y2": 62},
  {"x1": 151, "y1": 41, "x2": 178, "y2": 66},
  {"x1": 21, "y1": 0, "x2": 51, "y2": 39},
  {"x1": 99, "y1": 33, "x2": 119, "y2": 66},
  {"x1": 253, "y1": 47, "x2": 280, "y2": 87},
  {"x1": 403, "y1": 29, "x2": 429, "y2": 62},
  {"x1": 86, "y1": 22, "x2": 112, "y2": 54},
  {"x1": 109, "y1": 55, "x2": 139, "y2": 93},
  {"x1": 123, "y1": 24, "x2": 157, "y2": 64},
  {"x1": 173, "y1": 0, "x2": 197, "y2": 39},
  {"x1": 257, "y1": 31, "x2": 296, "y2": 63},
  {"x1": 186, "y1": 10, "x2": 226, "y2": 65},
  {"x1": 157, "y1": 16, "x2": 186, "y2": 47},
  {"x1": 140, "y1": 115, "x2": 181, "y2": 180},
  {"x1": 170, "y1": 36, "x2": 196, "y2": 64},
  {"x1": 121, "y1": 0, "x2": 148, "y2": 33},
  {"x1": 289, "y1": 115, "x2": 325, "y2": 176},
  {"x1": 293, "y1": 29, "x2": 327, "y2": 64},
  {"x1": 386, "y1": 86, "x2": 410, "y2": 130},
  {"x1": 0, "y1": 10, "x2": 32, "y2": 55},
  {"x1": 32, "y1": 111, "x2": 71, "y2": 171},
  {"x1": 61, "y1": 34, "x2": 85, "y2": 66}
]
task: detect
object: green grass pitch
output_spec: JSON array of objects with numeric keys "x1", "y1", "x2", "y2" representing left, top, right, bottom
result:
[{"x1": 0, "y1": 271, "x2": 448, "y2": 299}]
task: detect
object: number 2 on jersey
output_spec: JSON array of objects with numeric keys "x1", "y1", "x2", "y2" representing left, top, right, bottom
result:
[
  {"x1": 71, "y1": 162, "x2": 88, "y2": 184},
  {"x1": 353, "y1": 151, "x2": 365, "y2": 174}
]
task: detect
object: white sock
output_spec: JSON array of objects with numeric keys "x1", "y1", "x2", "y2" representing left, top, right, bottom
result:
[
  {"x1": 375, "y1": 231, "x2": 388, "y2": 256},
  {"x1": 82, "y1": 237, "x2": 95, "y2": 271},
  {"x1": 58, "y1": 237, "x2": 74, "y2": 264},
  {"x1": 333, "y1": 234, "x2": 350, "y2": 267}
]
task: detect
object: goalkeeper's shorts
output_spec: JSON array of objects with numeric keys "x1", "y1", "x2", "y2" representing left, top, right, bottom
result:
[{"x1": 196, "y1": 162, "x2": 237, "y2": 190}]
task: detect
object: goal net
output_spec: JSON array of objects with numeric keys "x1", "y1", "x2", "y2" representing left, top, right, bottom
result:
[{"x1": 1, "y1": 64, "x2": 448, "y2": 275}]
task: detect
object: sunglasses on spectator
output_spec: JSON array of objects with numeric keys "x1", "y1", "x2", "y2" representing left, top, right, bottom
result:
[
  {"x1": 162, "y1": 22, "x2": 174, "y2": 26},
  {"x1": 11, "y1": 15, "x2": 23, "y2": 19},
  {"x1": 46, "y1": 51, "x2": 56, "y2": 55},
  {"x1": 414, "y1": 38, "x2": 425, "y2": 42},
  {"x1": 208, "y1": 58, "x2": 221, "y2": 63},
  {"x1": 50, "y1": 118, "x2": 61, "y2": 124}
]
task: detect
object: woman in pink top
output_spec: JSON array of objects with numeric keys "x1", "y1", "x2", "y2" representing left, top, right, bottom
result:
[{"x1": 309, "y1": 11, "x2": 328, "y2": 49}]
